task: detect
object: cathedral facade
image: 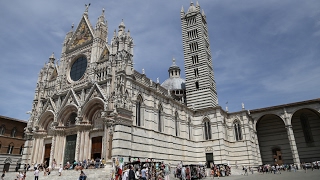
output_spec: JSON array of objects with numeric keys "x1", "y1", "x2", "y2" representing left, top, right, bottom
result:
[{"x1": 22, "y1": 2, "x2": 320, "y2": 169}]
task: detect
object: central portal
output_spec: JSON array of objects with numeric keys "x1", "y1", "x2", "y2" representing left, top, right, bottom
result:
[
  {"x1": 91, "y1": 136, "x2": 102, "y2": 159},
  {"x1": 64, "y1": 134, "x2": 77, "y2": 164}
]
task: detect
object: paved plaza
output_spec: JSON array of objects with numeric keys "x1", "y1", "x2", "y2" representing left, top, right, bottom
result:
[{"x1": 2, "y1": 169, "x2": 320, "y2": 180}]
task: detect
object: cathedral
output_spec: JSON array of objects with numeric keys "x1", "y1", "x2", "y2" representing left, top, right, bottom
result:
[{"x1": 22, "y1": 2, "x2": 320, "y2": 169}]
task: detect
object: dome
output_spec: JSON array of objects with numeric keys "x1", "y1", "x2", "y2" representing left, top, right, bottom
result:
[{"x1": 161, "y1": 77, "x2": 185, "y2": 90}]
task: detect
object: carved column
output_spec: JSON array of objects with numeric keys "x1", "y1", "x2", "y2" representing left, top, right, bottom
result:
[
  {"x1": 102, "y1": 123, "x2": 108, "y2": 160},
  {"x1": 75, "y1": 131, "x2": 81, "y2": 161},
  {"x1": 83, "y1": 131, "x2": 90, "y2": 160},
  {"x1": 49, "y1": 136, "x2": 56, "y2": 168},
  {"x1": 79, "y1": 131, "x2": 85, "y2": 161},
  {"x1": 286, "y1": 125, "x2": 301, "y2": 165},
  {"x1": 31, "y1": 138, "x2": 39, "y2": 164},
  {"x1": 37, "y1": 138, "x2": 44, "y2": 164}
]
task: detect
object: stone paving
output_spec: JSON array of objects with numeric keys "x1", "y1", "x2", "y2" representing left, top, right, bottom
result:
[{"x1": 2, "y1": 169, "x2": 320, "y2": 180}]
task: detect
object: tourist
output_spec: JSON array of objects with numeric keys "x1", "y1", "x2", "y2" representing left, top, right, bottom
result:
[
  {"x1": 163, "y1": 164, "x2": 170, "y2": 180},
  {"x1": 52, "y1": 159, "x2": 57, "y2": 170},
  {"x1": 129, "y1": 166, "x2": 135, "y2": 180},
  {"x1": 34, "y1": 167, "x2": 40, "y2": 180},
  {"x1": 122, "y1": 167, "x2": 129, "y2": 180},
  {"x1": 1, "y1": 171, "x2": 5, "y2": 180},
  {"x1": 210, "y1": 168, "x2": 214, "y2": 179},
  {"x1": 79, "y1": 170, "x2": 87, "y2": 180},
  {"x1": 135, "y1": 168, "x2": 141, "y2": 180},
  {"x1": 59, "y1": 164, "x2": 63, "y2": 176},
  {"x1": 141, "y1": 165, "x2": 147, "y2": 180}
]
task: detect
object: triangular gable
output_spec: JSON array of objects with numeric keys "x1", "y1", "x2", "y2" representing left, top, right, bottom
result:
[
  {"x1": 49, "y1": 68, "x2": 58, "y2": 81},
  {"x1": 84, "y1": 83, "x2": 108, "y2": 104},
  {"x1": 61, "y1": 89, "x2": 80, "y2": 108},
  {"x1": 67, "y1": 16, "x2": 94, "y2": 51},
  {"x1": 99, "y1": 45, "x2": 110, "y2": 61},
  {"x1": 41, "y1": 98, "x2": 57, "y2": 114}
]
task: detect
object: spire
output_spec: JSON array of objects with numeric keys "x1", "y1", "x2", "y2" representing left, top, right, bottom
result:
[
  {"x1": 49, "y1": 52, "x2": 55, "y2": 63},
  {"x1": 97, "y1": 8, "x2": 105, "y2": 24},
  {"x1": 181, "y1": 6, "x2": 184, "y2": 12},
  {"x1": 196, "y1": 1, "x2": 199, "y2": 7},
  {"x1": 202, "y1": 9, "x2": 206, "y2": 16},
  {"x1": 118, "y1": 19, "x2": 125, "y2": 36}
]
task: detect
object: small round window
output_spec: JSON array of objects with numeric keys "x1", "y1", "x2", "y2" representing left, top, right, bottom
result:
[{"x1": 70, "y1": 56, "x2": 87, "y2": 81}]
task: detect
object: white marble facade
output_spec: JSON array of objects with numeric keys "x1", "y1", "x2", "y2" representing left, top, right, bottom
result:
[{"x1": 22, "y1": 2, "x2": 320, "y2": 169}]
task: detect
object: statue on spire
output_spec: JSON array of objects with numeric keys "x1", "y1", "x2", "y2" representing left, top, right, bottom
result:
[{"x1": 85, "y1": 3, "x2": 91, "y2": 13}]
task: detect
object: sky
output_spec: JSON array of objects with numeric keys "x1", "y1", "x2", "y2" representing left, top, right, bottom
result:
[{"x1": 1, "y1": 0, "x2": 320, "y2": 121}]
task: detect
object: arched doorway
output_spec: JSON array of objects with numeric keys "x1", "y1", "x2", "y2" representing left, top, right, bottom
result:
[
  {"x1": 291, "y1": 108, "x2": 320, "y2": 163},
  {"x1": 257, "y1": 114, "x2": 293, "y2": 165}
]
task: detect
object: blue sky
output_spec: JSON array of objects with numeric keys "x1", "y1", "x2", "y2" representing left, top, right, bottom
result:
[{"x1": 1, "y1": 0, "x2": 320, "y2": 121}]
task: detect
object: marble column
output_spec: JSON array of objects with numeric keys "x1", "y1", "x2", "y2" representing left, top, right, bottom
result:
[
  {"x1": 102, "y1": 124, "x2": 108, "y2": 160},
  {"x1": 83, "y1": 131, "x2": 90, "y2": 161},
  {"x1": 32, "y1": 138, "x2": 39, "y2": 164},
  {"x1": 75, "y1": 131, "x2": 81, "y2": 161},
  {"x1": 286, "y1": 125, "x2": 301, "y2": 165},
  {"x1": 88, "y1": 134, "x2": 92, "y2": 160},
  {"x1": 37, "y1": 138, "x2": 44, "y2": 164},
  {"x1": 79, "y1": 131, "x2": 85, "y2": 161},
  {"x1": 49, "y1": 136, "x2": 56, "y2": 168}
]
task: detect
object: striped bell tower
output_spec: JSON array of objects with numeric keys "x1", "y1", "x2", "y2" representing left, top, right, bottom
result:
[{"x1": 181, "y1": 2, "x2": 218, "y2": 110}]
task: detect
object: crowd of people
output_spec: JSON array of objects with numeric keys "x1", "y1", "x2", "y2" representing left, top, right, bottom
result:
[{"x1": 112, "y1": 159, "x2": 171, "y2": 180}]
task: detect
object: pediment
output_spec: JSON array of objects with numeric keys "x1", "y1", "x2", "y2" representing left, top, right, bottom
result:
[
  {"x1": 41, "y1": 98, "x2": 57, "y2": 114},
  {"x1": 84, "y1": 83, "x2": 107, "y2": 103},
  {"x1": 67, "y1": 16, "x2": 94, "y2": 52},
  {"x1": 99, "y1": 45, "x2": 110, "y2": 61},
  {"x1": 61, "y1": 89, "x2": 80, "y2": 107}
]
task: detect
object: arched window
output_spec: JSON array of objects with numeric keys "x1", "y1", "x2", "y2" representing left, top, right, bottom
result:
[
  {"x1": 136, "y1": 95, "x2": 143, "y2": 126},
  {"x1": 7, "y1": 142, "x2": 14, "y2": 154},
  {"x1": 66, "y1": 112, "x2": 77, "y2": 126},
  {"x1": 204, "y1": 118, "x2": 212, "y2": 140},
  {"x1": 300, "y1": 113, "x2": 313, "y2": 143},
  {"x1": 158, "y1": 105, "x2": 163, "y2": 132},
  {"x1": 0, "y1": 125, "x2": 5, "y2": 135},
  {"x1": 11, "y1": 128, "x2": 16, "y2": 137},
  {"x1": 175, "y1": 112, "x2": 179, "y2": 136},
  {"x1": 234, "y1": 120, "x2": 242, "y2": 141}
]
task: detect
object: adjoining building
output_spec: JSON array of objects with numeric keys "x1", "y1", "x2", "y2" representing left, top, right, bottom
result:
[
  {"x1": 0, "y1": 115, "x2": 27, "y2": 172},
  {"x1": 22, "y1": 2, "x2": 320, "y2": 170}
]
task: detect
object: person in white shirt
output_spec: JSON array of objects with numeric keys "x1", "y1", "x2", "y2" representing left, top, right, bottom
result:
[
  {"x1": 59, "y1": 165, "x2": 63, "y2": 176},
  {"x1": 34, "y1": 167, "x2": 40, "y2": 180}
]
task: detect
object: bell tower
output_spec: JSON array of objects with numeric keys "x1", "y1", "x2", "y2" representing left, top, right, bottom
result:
[{"x1": 181, "y1": 2, "x2": 218, "y2": 110}]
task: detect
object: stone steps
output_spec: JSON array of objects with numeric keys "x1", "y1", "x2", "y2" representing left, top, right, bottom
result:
[{"x1": 4, "y1": 167, "x2": 110, "y2": 180}]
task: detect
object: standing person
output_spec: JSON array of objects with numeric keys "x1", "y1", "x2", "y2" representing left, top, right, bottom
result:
[
  {"x1": 135, "y1": 168, "x2": 141, "y2": 180},
  {"x1": 141, "y1": 166, "x2": 147, "y2": 180},
  {"x1": 52, "y1": 159, "x2": 57, "y2": 170},
  {"x1": 210, "y1": 168, "x2": 214, "y2": 179},
  {"x1": 59, "y1": 164, "x2": 63, "y2": 176},
  {"x1": 129, "y1": 166, "x2": 135, "y2": 180},
  {"x1": 1, "y1": 171, "x2": 5, "y2": 180},
  {"x1": 34, "y1": 167, "x2": 40, "y2": 180}
]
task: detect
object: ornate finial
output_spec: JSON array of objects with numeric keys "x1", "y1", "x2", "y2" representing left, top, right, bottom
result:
[
  {"x1": 142, "y1": 68, "x2": 145, "y2": 74},
  {"x1": 102, "y1": 8, "x2": 105, "y2": 14},
  {"x1": 49, "y1": 52, "x2": 55, "y2": 59},
  {"x1": 85, "y1": 3, "x2": 91, "y2": 13},
  {"x1": 242, "y1": 102, "x2": 245, "y2": 110},
  {"x1": 71, "y1": 23, "x2": 74, "y2": 30},
  {"x1": 172, "y1": 57, "x2": 176, "y2": 65},
  {"x1": 157, "y1": 77, "x2": 159, "y2": 83}
]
